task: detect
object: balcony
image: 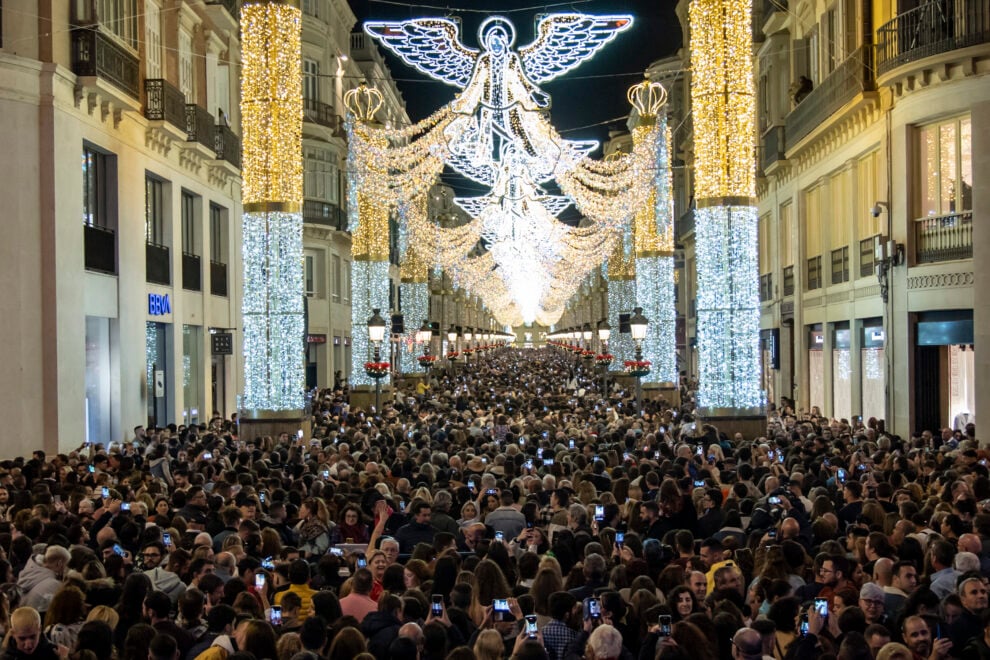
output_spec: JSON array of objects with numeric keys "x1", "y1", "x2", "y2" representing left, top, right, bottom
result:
[
  {"x1": 677, "y1": 209, "x2": 695, "y2": 242},
  {"x1": 185, "y1": 104, "x2": 215, "y2": 150},
  {"x1": 303, "y1": 199, "x2": 347, "y2": 230},
  {"x1": 84, "y1": 224, "x2": 116, "y2": 274},
  {"x1": 146, "y1": 242, "x2": 171, "y2": 285},
  {"x1": 210, "y1": 261, "x2": 228, "y2": 297},
  {"x1": 182, "y1": 253, "x2": 201, "y2": 291},
  {"x1": 785, "y1": 45, "x2": 876, "y2": 147},
  {"x1": 304, "y1": 99, "x2": 343, "y2": 134},
  {"x1": 782, "y1": 266, "x2": 795, "y2": 296},
  {"x1": 760, "y1": 125, "x2": 786, "y2": 172},
  {"x1": 205, "y1": 0, "x2": 238, "y2": 21},
  {"x1": 877, "y1": 0, "x2": 990, "y2": 75},
  {"x1": 144, "y1": 79, "x2": 185, "y2": 131},
  {"x1": 71, "y1": 29, "x2": 140, "y2": 101},
  {"x1": 214, "y1": 125, "x2": 240, "y2": 168},
  {"x1": 914, "y1": 211, "x2": 973, "y2": 263},
  {"x1": 760, "y1": 273, "x2": 774, "y2": 302}
]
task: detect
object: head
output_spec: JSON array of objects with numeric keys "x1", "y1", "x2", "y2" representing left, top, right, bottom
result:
[
  {"x1": 901, "y1": 616, "x2": 931, "y2": 658},
  {"x1": 960, "y1": 577, "x2": 989, "y2": 613},
  {"x1": 586, "y1": 624, "x2": 623, "y2": 660},
  {"x1": 732, "y1": 628, "x2": 763, "y2": 660}
]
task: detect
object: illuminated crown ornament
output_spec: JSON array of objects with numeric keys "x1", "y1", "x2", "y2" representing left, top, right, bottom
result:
[
  {"x1": 627, "y1": 80, "x2": 667, "y2": 120},
  {"x1": 344, "y1": 82, "x2": 384, "y2": 122}
]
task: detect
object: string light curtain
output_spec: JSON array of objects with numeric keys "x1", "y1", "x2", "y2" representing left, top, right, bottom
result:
[{"x1": 240, "y1": 0, "x2": 305, "y2": 411}]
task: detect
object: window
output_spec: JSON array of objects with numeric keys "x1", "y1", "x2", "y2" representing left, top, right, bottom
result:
[
  {"x1": 803, "y1": 185, "x2": 822, "y2": 266},
  {"x1": 758, "y1": 213, "x2": 771, "y2": 277},
  {"x1": 860, "y1": 235, "x2": 879, "y2": 278},
  {"x1": 210, "y1": 204, "x2": 226, "y2": 264},
  {"x1": 831, "y1": 246, "x2": 849, "y2": 284},
  {"x1": 145, "y1": 176, "x2": 166, "y2": 245},
  {"x1": 181, "y1": 191, "x2": 197, "y2": 255},
  {"x1": 302, "y1": 0, "x2": 318, "y2": 17},
  {"x1": 807, "y1": 256, "x2": 822, "y2": 290},
  {"x1": 332, "y1": 254, "x2": 342, "y2": 301},
  {"x1": 179, "y1": 28, "x2": 194, "y2": 102},
  {"x1": 304, "y1": 147, "x2": 339, "y2": 204},
  {"x1": 343, "y1": 259, "x2": 351, "y2": 302},
  {"x1": 98, "y1": 0, "x2": 138, "y2": 47},
  {"x1": 857, "y1": 150, "x2": 881, "y2": 238},
  {"x1": 920, "y1": 116, "x2": 972, "y2": 217},
  {"x1": 303, "y1": 59, "x2": 320, "y2": 102},
  {"x1": 144, "y1": 0, "x2": 162, "y2": 78},
  {"x1": 305, "y1": 255, "x2": 315, "y2": 296},
  {"x1": 780, "y1": 201, "x2": 793, "y2": 268},
  {"x1": 829, "y1": 170, "x2": 849, "y2": 251},
  {"x1": 83, "y1": 146, "x2": 114, "y2": 228}
]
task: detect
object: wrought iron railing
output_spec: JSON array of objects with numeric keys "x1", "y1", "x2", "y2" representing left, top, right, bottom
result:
[
  {"x1": 782, "y1": 265, "x2": 795, "y2": 296},
  {"x1": 84, "y1": 224, "x2": 116, "y2": 274},
  {"x1": 146, "y1": 242, "x2": 171, "y2": 285},
  {"x1": 914, "y1": 211, "x2": 973, "y2": 263},
  {"x1": 71, "y1": 29, "x2": 140, "y2": 100},
  {"x1": 761, "y1": 125, "x2": 786, "y2": 171},
  {"x1": 785, "y1": 45, "x2": 876, "y2": 146},
  {"x1": 144, "y1": 79, "x2": 185, "y2": 130},
  {"x1": 877, "y1": 0, "x2": 990, "y2": 74},
  {"x1": 303, "y1": 99, "x2": 342, "y2": 132},
  {"x1": 214, "y1": 125, "x2": 240, "y2": 168},
  {"x1": 210, "y1": 261, "x2": 228, "y2": 297},
  {"x1": 182, "y1": 252, "x2": 201, "y2": 291},
  {"x1": 185, "y1": 104, "x2": 214, "y2": 149},
  {"x1": 303, "y1": 199, "x2": 347, "y2": 230}
]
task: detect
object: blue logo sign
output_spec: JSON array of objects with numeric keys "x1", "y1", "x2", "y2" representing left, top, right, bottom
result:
[{"x1": 149, "y1": 293, "x2": 171, "y2": 316}]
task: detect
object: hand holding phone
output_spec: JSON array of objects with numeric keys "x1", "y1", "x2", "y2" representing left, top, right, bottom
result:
[
  {"x1": 431, "y1": 595, "x2": 444, "y2": 617},
  {"x1": 269, "y1": 606, "x2": 282, "y2": 626},
  {"x1": 525, "y1": 614, "x2": 538, "y2": 638}
]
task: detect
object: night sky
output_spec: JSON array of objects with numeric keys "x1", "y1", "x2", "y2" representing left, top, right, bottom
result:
[{"x1": 347, "y1": 0, "x2": 683, "y2": 144}]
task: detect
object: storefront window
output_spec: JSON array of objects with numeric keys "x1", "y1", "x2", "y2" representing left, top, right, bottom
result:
[
  {"x1": 146, "y1": 322, "x2": 169, "y2": 428},
  {"x1": 861, "y1": 323, "x2": 885, "y2": 424},
  {"x1": 85, "y1": 317, "x2": 113, "y2": 444},
  {"x1": 808, "y1": 326, "x2": 824, "y2": 417},
  {"x1": 183, "y1": 325, "x2": 202, "y2": 425},
  {"x1": 948, "y1": 344, "x2": 975, "y2": 429},
  {"x1": 832, "y1": 325, "x2": 851, "y2": 421}
]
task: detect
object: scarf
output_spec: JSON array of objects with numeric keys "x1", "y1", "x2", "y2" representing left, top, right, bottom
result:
[
  {"x1": 336, "y1": 521, "x2": 369, "y2": 543},
  {"x1": 298, "y1": 517, "x2": 329, "y2": 542}
]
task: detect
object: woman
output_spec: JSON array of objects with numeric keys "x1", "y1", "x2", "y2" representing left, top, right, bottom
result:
[
  {"x1": 404, "y1": 559, "x2": 431, "y2": 590},
  {"x1": 114, "y1": 572, "x2": 152, "y2": 648},
  {"x1": 468, "y1": 560, "x2": 512, "y2": 626},
  {"x1": 295, "y1": 499, "x2": 332, "y2": 558},
  {"x1": 44, "y1": 585, "x2": 87, "y2": 650},
  {"x1": 529, "y1": 568, "x2": 563, "y2": 627},
  {"x1": 766, "y1": 596, "x2": 800, "y2": 660},
  {"x1": 473, "y1": 629, "x2": 504, "y2": 660},
  {"x1": 327, "y1": 626, "x2": 366, "y2": 660},
  {"x1": 151, "y1": 498, "x2": 172, "y2": 526},
  {"x1": 233, "y1": 620, "x2": 278, "y2": 660},
  {"x1": 120, "y1": 624, "x2": 156, "y2": 660},
  {"x1": 458, "y1": 501, "x2": 480, "y2": 528},
  {"x1": 666, "y1": 586, "x2": 699, "y2": 622},
  {"x1": 368, "y1": 550, "x2": 388, "y2": 601},
  {"x1": 331, "y1": 505, "x2": 369, "y2": 545}
]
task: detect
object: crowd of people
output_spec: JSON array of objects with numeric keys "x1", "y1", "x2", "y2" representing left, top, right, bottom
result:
[{"x1": 0, "y1": 347, "x2": 986, "y2": 660}]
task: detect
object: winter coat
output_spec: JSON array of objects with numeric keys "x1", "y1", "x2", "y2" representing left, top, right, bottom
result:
[
  {"x1": 362, "y1": 610, "x2": 402, "y2": 660},
  {"x1": 143, "y1": 566, "x2": 187, "y2": 603},
  {"x1": 17, "y1": 556, "x2": 61, "y2": 613}
]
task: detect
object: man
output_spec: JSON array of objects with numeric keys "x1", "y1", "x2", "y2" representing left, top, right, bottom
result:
[
  {"x1": 542, "y1": 592, "x2": 579, "y2": 660},
  {"x1": 568, "y1": 554, "x2": 607, "y2": 601},
  {"x1": 928, "y1": 540, "x2": 959, "y2": 599},
  {"x1": 541, "y1": 488, "x2": 570, "y2": 526},
  {"x1": 815, "y1": 555, "x2": 850, "y2": 603},
  {"x1": 394, "y1": 500, "x2": 436, "y2": 554},
  {"x1": 212, "y1": 507, "x2": 241, "y2": 553},
  {"x1": 859, "y1": 582, "x2": 888, "y2": 625},
  {"x1": 273, "y1": 559, "x2": 317, "y2": 619},
  {"x1": 731, "y1": 628, "x2": 764, "y2": 660},
  {"x1": 380, "y1": 537, "x2": 401, "y2": 565},
  {"x1": 429, "y1": 491, "x2": 460, "y2": 537},
  {"x1": 901, "y1": 615, "x2": 951, "y2": 660},
  {"x1": 145, "y1": 591, "x2": 196, "y2": 659},
  {"x1": 339, "y1": 568, "x2": 377, "y2": 623},
  {"x1": 640, "y1": 502, "x2": 664, "y2": 540},
  {"x1": 701, "y1": 538, "x2": 736, "y2": 593},
  {"x1": 184, "y1": 605, "x2": 236, "y2": 660},
  {"x1": 950, "y1": 576, "x2": 988, "y2": 651},
  {"x1": 585, "y1": 624, "x2": 623, "y2": 660},
  {"x1": 885, "y1": 561, "x2": 917, "y2": 621},
  {"x1": 960, "y1": 609, "x2": 990, "y2": 660},
  {"x1": 485, "y1": 490, "x2": 526, "y2": 540},
  {"x1": 0, "y1": 607, "x2": 65, "y2": 660},
  {"x1": 714, "y1": 564, "x2": 745, "y2": 598},
  {"x1": 838, "y1": 481, "x2": 865, "y2": 528},
  {"x1": 213, "y1": 552, "x2": 236, "y2": 584},
  {"x1": 18, "y1": 546, "x2": 70, "y2": 614},
  {"x1": 178, "y1": 487, "x2": 208, "y2": 530},
  {"x1": 687, "y1": 570, "x2": 708, "y2": 602},
  {"x1": 864, "y1": 624, "x2": 891, "y2": 658},
  {"x1": 278, "y1": 592, "x2": 304, "y2": 633}
]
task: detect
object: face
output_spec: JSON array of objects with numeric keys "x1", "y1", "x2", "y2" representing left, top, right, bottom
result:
[
  {"x1": 700, "y1": 546, "x2": 717, "y2": 567},
  {"x1": 677, "y1": 592, "x2": 693, "y2": 616},
  {"x1": 382, "y1": 542, "x2": 399, "y2": 565},
  {"x1": 415, "y1": 507, "x2": 432, "y2": 524},
  {"x1": 902, "y1": 618, "x2": 931, "y2": 658},
  {"x1": 142, "y1": 547, "x2": 164, "y2": 568},
  {"x1": 961, "y1": 580, "x2": 989, "y2": 612},
  {"x1": 689, "y1": 573, "x2": 707, "y2": 600},
  {"x1": 404, "y1": 569, "x2": 419, "y2": 588},
  {"x1": 867, "y1": 634, "x2": 890, "y2": 658},
  {"x1": 716, "y1": 569, "x2": 742, "y2": 595},
  {"x1": 12, "y1": 623, "x2": 40, "y2": 655},
  {"x1": 821, "y1": 561, "x2": 839, "y2": 586},
  {"x1": 371, "y1": 554, "x2": 387, "y2": 578},
  {"x1": 894, "y1": 566, "x2": 918, "y2": 593},
  {"x1": 859, "y1": 598, "x2": 884, "y2": 622},
  {"x1": 156, "y1": 500, "x2": 170, "y2": 516}
]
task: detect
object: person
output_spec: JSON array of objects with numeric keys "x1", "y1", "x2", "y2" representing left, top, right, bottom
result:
[
  {"x1": 732, "y1": 628, "x2": 764, "y2": 660},
  {"x1": 394, "y1": 501, "x2": 436, "y2": 554},
  {"x1": 338, "y1": 569, "x2": 378, "y2": 624},
  {"x1": 18, "y1": 547, "x2": 70, "y2": 614},
  {"x1": 1, "y1": 607, "x2": 65, "y2": 660},
  {"x1": 274, "y1": 560, "x2": 317, "y2": 620},
  {"x1": 295, "y1": 500, "x2": 331, "y2": 559}
]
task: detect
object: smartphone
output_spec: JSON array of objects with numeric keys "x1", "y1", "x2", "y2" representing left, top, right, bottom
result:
[
  {"x1": 163, "y1": 532, "x2": 171, "y2": 546},
  {"x1": 322, "y1": 470, "x2": 330, "y2": 479},
  {"x1": 544, "y1": 458, "x2": 554, "y2": 466},
  {"x1": 329, "y1": 547, "x2": 343, "y2": 556},
  {"x1": 493, "y1": 598, "x2": 510, "y2": 621},
  {"x1": 768, "y1": 529, "x2": 777, "y2": 538},
  {"x1": 399, "y1": 501, "x2": 406, "y2": 512},
  {"x1": 297, "y1": 429, "x2": 304, "y2": 439},
  {"x1": 101, "y1": 487, "x2": 109, "y2": 499},
  {"x1": 837, "y1": 468, "x2": 847, "y2": 483},
  {"x1": 486, "y1": 489, "x2": 497, "y2": 496},
  {"x1": 814, "y1": 597, "x2": 828, "y2": 618},
  {"x1": 542, "y1": 431, "x2": 548, "y2": 439},
  {"x1": 857, "y1": 464, "x2": 867, "y2": 471},
  {"x1": 595, "y1": 505, "x2": 604, "y2": 521},
  {"x1": 694, "y1": 480, "x2": 705, "y2": 488},
  {"x1": 768, "y1": 496, "x2": 781, "y2": 505},
  {"x1": 768, "y1": 450, "x2": 776, "y2": 461},
  {"x1": 537, "y1": 448, "x2": 544, "y2": 458},
  {"x1": 708, "y1": 455, "x2": 716, "y2": 464},
  {"x1": 569, "y1": 439, "x2": 575, "y2": 449},
  {"x1": 524, "y1": 461, "x2": 533, "y2": 470},
  {"x1": 695, "y1": 446, "x2": 703, "y2": 456},
  {"x1": 260, "y1": 493, "x2": 266, "y2": 503},
  {"x1": 432, "y1": 595, "x2": 444, "y2": 617},
  {"x1": 262, "y1": 556, "x2": 275, "y2": 570},
  {"x1": 658, "y1": 614, "x2": 672, "y2": 637},
  {"x1": 468, "y1": 479, "x2": 476, "y2": 491},
  {"x1": 495, "y1": 531, "x2": 505, "y2": 542},
  {"x1": 269, "y1": 606, "x2": 282, "y2": 626},
  {"x1": 255, "y1": 573, "x2": 265, "y2": 589},
  {"x1": 615, "y1": 531, "x2": 625, "y2": 545},
  {"x1": 799, "y1": 613, "x2": 809, "y2": 636},
  {"x1": 654, "y1": 451, "x2": 661, "y2": 459},
  {"x1": 584, "y1": 597, "x2": 601, "y2": 620},
  {"x1": 121, "y1": 502, "x2": 130, "y2": 511},
  {"x1": 525, "y1": 614, "x2": 538, "y2": 638},
  {"x1": 113, "y1": 543, "x2": 125, "y2": 557},
  {"x1": 203, "y1": 452, "x2": 213, "y2": 460},
  {"x1": 357, "y1": 557, "x2": 368, "y2": 568},
  {"x1": 88, "y1": 465, "x2": 95, "y2": 473}
]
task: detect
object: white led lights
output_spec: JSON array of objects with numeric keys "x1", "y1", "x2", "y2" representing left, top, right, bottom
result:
[{"x1": 349, "y1": 260, "x2": 392, "y2": 387}]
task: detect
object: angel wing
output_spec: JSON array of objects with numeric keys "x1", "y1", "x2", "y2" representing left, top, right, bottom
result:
[
  {"x1": 519, "y1": 14, "x2": 634, "y2": 84},
  {"x1": 364, "y1": 19, "x2": 479, "y2": 87}
]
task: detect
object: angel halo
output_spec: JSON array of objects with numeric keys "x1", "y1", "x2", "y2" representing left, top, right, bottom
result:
[{"x1": 354, "y1": 14, "x2": 652, "y2": 326}]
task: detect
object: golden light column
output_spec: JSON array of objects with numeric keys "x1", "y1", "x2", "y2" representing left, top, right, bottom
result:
[
  {"x1": 689, "y1": 0, "x2": 763, "y2": 412},
  {"x1": 240, "y1": 0, "x2": 305, "y2": 413}
]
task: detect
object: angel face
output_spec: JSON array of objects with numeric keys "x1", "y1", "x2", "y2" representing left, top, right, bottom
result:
[{"x1": 479, "y1": 17, "x2": 515, "y2": 54}]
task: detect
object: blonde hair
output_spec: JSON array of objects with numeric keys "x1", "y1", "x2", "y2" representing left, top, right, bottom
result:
[
  {"x1": 86, "y1": 605, "x2": 120, "y2": 629},
  {"x1": 473, "y1": 629, "x2": 504, "y2": 660}
]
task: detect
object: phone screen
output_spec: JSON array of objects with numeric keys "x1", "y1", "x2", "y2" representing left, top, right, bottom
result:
[
  {"x1": 814, "y1": 598, "x2": 828, "y2": 618},
  {"x1": 615, "y1": 532, "x2": 624, "y2": 544},
  {"x1": 163, "y1": 533, "x2": 171, "y2": 546},
  {"x1": 432, "y1": 596, "x2": 443, "y2": 616},
  {"x1": 101, "y1": 487, "x2": 109, "y2": 498},
  {"x1": 493, "y1": 599, "x2": 509, "y2": 612},
  {"x1": 495, "y1": 531, "x2": 504, "y2": 542},
  {"x1": 585, "y1": 598, "x2": 601, "y2": 619},
  {"x1": 113, "y1": 544, "x2": 125, "y2": 557},
  {"x1": 357, "y1": 557, "x2": 367, "y2": 568},
  {"x1": 800, "y1": 614, "x2": 809, "y2": 636},
  {"x1": 270, "y1": 606, "x2": 282, "y2": 626},
  {"x1": 255, "y1": 574, "x2": 265, "y2": 589},
  {"x1": 525, "y1": 615, "x2": 538, "y2": 637},
  {"x1": 595, "y1": 505, "x2": 604, "y2": 521},
  {"x1": 658, "y1": 615, "x2": 672, "y2": 637}
]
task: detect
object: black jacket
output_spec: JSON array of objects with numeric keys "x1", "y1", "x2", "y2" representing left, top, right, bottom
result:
[
  {"x1": 362, "y1": 611, "x2": 402, "y2": 660},
  {"x1": 0, "y1": 632, "x2": 61, "y2": 660}
]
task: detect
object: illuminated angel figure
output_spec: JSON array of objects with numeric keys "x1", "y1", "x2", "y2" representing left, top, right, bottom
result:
[{"x1": 364, "y1": 14, "x2": 632, "y2": 184}]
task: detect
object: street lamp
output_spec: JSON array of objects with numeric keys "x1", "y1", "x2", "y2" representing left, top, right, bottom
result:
[
  {"x1": 582, "y1": 323, "x2": 592, "y2": 349},
  {"x1": 629, "y1": 306, "x2": 650, "y2": 412},
  {"x1": 464, "y1": 328, "x2": 473, "y2": 364},
  {"x1": 597, "y1": 319, "x2": 612, "y2": 396},
  {"x1": 367, "y1": 308, "x2": 387, "y2": 412},
  {"x1": 416, "y1": 319, "x2": 432, "y2": 372}
]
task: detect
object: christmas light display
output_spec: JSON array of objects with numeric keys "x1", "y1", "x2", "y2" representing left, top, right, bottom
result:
[
  {"x1": 690, "y1": 0, "x2": 763, "y2": 411},
  {"x1": 353, "y1": 14, "x2": 650, "y2": 325},
  {"x1": 240, "y1": 0, "x2": 305, "y2": 411},
  {"x1": 607, "y1": 240, "x2": 636, "y2": 366}
]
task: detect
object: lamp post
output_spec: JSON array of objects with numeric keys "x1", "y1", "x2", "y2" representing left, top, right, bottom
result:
[
  {"x1": 416, "y1": 319, "x2": 432, "y2": 372},
  {"x1": 464, "y1": 329, "x2": 473, "y2": 365},
  {"x1": 446, "y1": 325, "x2": 458, "y2": 375},
  {"x1": 367, "y1": 308, "x2": 387, "y2": 412},
  {"x1": 598, "y1": 319, "x2": 612, "y2": 396},
  {"x1": 629, "y1": 306, "x2": 649, "y2": 412}
]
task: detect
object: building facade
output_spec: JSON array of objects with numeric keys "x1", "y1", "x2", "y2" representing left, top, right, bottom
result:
[
  {"x1": 674, "y1": 0, "x2": 988, "y2": 435},
  {"x1": 0, "y1": 0, "x2": 243, "y2": 455}
]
